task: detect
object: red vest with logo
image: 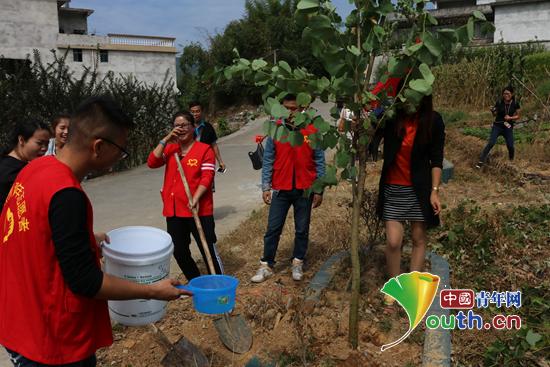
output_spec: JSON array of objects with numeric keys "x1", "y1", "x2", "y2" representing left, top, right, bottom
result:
[
  {"x1": 272, "y1": 125, "x2": 318, "y2": 190},
  {"x1": 0, "y1": 156, "x2": 112, "y2": 364}
]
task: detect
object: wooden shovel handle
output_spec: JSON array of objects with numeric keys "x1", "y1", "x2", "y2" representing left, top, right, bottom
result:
[{"x1": 174, "y1": 153, "x2": 216, "y2": 275}]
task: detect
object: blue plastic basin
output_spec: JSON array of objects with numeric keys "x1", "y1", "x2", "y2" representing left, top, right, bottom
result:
[{"x1": 177, "y1": 275, "x2": 238, "y2": 315}]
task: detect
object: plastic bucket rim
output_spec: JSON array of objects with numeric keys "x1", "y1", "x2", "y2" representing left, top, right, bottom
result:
[{"x1": 103, "y1": 226, "x2": 172, "y2": 259}]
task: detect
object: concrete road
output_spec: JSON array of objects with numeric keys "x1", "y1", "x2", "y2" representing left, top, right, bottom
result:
[{"x1": 0, "y1": 101, "x2": 333, "y2": 366}]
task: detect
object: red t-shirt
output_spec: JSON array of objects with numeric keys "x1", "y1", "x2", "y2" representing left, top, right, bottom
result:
[
  {"x1": 385, "y1": 118, "x2": 418, "y2": 186},
  {"x1": 147, "y1": 142, "x2": 215, "y2": 217}
]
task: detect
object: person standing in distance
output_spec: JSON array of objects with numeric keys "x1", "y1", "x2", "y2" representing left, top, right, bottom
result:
[
  {"x1": 189, "y1": 101, "x2": 226, "y2": 172},
  {"x1": 0, "y1": 96, "x2": 190, "y2": 367},
  {"x1": 476, "y1": 86, "x2": 520, "y2": 168},
  {"x1": 251, "y1": 94, "x2": 326, "y2": 283}
]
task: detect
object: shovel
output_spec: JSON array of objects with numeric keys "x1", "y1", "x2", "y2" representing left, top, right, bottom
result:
[
  {"x1": 175, "y1": 153, "x2": 253, "y2": 354},
  {"x1": 149, "y1": 324, "x2": 209, "y2": 367}
]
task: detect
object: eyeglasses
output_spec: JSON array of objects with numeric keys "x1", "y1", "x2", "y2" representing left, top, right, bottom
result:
[{"x1": 96, "y1": 136, "x2": 129, "y2": 160}]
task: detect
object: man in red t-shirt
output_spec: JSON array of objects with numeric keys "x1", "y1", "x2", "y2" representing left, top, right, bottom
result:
[{"x1": 0, "y1": 97, "x2": 190, "y2": 366}]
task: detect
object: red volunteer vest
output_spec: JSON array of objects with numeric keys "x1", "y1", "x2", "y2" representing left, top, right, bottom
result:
[
  {"x1": 272, "y1": 125, "x2": 317, "y2": 191},
  {"x1": 0, "y1": 156, "x2": 112, "y2": 364}
]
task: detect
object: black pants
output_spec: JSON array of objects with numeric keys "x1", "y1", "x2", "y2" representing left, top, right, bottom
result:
[
  {"x1": 4, "y1": 348, "x2": 95, "y2": 367},
  {"x1": 166, "y1": 216, "x2": 223, "y2": 280}
]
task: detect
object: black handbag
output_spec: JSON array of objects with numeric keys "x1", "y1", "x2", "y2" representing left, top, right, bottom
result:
[{"x1": 248, "y1": 138, "x2": 265, "y2": 170}]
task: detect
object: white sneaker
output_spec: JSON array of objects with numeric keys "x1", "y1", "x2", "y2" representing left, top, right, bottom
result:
[
  {"x1": 291, "y1": 258, "x2": 304, "y2": 281},
  {"x1": 251, "y1": 262, "x2": 273, "y2": 283}
]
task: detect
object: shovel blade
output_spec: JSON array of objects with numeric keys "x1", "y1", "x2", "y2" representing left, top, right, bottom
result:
[
  {"x1": 161, "y1": 336, "x2": 209, "y2": 367},
  {"x1": 213, "y1": 314, "x2": 253, "y2": 354}
]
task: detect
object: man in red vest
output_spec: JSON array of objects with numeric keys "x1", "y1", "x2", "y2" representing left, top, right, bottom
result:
[
  {"x1": 0, "y1": 97, "x2": 190, "y2": 366},
  {"x1": 251, "y1": 94, "x2": 326, "y2": 283}
]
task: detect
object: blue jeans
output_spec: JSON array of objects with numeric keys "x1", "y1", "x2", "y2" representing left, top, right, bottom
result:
[
  {"x1": 479, "y1": 123, "x2": 515, "y2": 163},
  {"x1": 4, "y1": 348, "x2": 96, "y2": 367},
  {"x1": 262, "y1": 189, "x2": 313, "y2": 266}
]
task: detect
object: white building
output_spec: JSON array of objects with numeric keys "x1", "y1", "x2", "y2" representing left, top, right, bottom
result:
[
  {"x1": 434, "y1": 0, "x2": 550, "y2": 45},
  {"x1": 0, "y1": 0, "x2": 177, "y2": 87}
]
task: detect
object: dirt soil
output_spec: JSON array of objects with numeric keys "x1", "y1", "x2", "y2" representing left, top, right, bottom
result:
[{"x1": 97, "y1": 115, "x2": 549, "y2": 367}]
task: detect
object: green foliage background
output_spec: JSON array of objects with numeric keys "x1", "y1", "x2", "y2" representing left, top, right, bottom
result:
[{"x1": 0, "y1": 50, "x2": 178, "y2": 171}]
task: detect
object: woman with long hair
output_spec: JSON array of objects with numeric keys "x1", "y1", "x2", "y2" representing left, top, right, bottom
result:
[
  {"x1": 476, "y1": 86, "x2": 520, "y2": 168},
  {"x1": 46, "y1": 113, "x2": 70, "y2": 156},
  {"x1": 147, "y1": 111, "x2": 223, "y2": 280},
  {"x1": 0, "y1": 119, "x2": 51, "y2": 209},
  {"x1": 376, "y1": 94, "x2": 445, "y2": 309}
]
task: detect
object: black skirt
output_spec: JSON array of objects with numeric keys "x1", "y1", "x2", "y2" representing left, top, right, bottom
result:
[{"x1": 382, "y1": 184, "x2": 426, "y2": 222}]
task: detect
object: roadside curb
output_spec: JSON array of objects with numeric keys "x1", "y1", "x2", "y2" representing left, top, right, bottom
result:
[{"x1": 422, "y1": 252, "x2": 452, "y2": 367}]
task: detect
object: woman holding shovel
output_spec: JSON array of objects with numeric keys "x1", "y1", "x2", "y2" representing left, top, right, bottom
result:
[{"x1": 148, "y1": 111, "x2": 224, "y2": 280}]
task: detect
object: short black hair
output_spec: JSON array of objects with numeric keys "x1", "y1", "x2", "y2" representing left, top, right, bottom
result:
[
  {"x1": 172, "y1": 111, "x2": 194, "y2": 125},
  {"x1": 2, "y1": 118, "x2": 50, "y2": 155},
  {"x1": 188, "y1": 100, "x2": 202, "y2": 109},
  {"x1": 282, "y1": 94, "x2": 297, "y2": 102},
  {"x1": 503, "y1": 85, "x2": 514, "y2": 94},
  {"x1": 67, "y1": 96, "x2": 133, "y2": 145}
]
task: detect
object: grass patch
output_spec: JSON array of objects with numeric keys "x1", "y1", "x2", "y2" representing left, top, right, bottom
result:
[
  {"x1": 462, "y1": 122, "x2": 550, "y2": 145},
  {"x1": 430, "y1": 201, "x2": 550, "y2": 366}
]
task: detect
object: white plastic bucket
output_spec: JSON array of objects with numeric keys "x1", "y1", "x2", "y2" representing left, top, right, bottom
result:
[{"x1": 103, "y1": 226, "x2": 173, "y2": 326}]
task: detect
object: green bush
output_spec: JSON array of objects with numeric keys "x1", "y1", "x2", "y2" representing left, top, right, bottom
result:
[
  {"x1": 523, "y1": 51, "x2": 550, "y2": 82},
  {"x1": 0, "y1": 50, "x2": 178, "y2": 171},
  {"x1": 434, "y1": 43, "x2": 545, "y2": 110}
]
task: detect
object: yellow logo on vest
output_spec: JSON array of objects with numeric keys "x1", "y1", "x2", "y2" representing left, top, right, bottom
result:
[
  {"x1": 187, "y1": 159, "x2": 198, "y2": 167},
  {"x1": 3, "y1": 182, "x2": 30, "y2": 243}
]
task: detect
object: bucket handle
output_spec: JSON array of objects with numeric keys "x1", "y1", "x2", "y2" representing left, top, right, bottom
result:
[{"x1": 175, "y1": 285, "x2": 192, "y2": 292}]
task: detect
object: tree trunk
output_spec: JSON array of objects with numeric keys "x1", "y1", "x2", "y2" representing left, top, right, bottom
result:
[{"x1": 348, "y1": 146, "x2": 367, "y2": 349}]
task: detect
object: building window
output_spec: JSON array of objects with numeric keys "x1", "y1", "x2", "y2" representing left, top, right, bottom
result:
[
  {"x1": 73, "y1": 49, "x2": 83, "y2": 62},
  {"x1": 100, "y1": 50, "x2": 109, "y2": 63}
]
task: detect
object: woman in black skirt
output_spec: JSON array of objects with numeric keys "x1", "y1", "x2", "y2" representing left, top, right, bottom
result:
[{"x1": 376, "y1": 94, "x2": 445, "y2": 305}]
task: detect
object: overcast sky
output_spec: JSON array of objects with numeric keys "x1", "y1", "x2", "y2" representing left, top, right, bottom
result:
[{"x1": 71, "y1": 0, "x2": 357, "y2": 51}]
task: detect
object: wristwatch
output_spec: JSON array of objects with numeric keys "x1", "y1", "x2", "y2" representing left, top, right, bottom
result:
[{"x1": 432, "y1": 186, "x2": 440, "y2": 192}]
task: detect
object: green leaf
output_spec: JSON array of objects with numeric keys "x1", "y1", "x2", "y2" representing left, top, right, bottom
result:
[
  {"x1": 467, "y1": 18, "x2": 474, "y2": 40},
  {"x1": 347, "y1": 45, "x2": 361, "y2": 56},
  {"x1": 310, "y1": 14, "x2": 332, "y2": 29},
  {"x1": 323, "y1": 165, "x2": 338, "y2": 185},
  {"x1": 293, "y1": 68, "x2": 307, "y2": 79},
  {"x1": 289, "y1": 131, "x2": 304, "y2": 147},
  {"x1": 419, "y1": 63, "x2": 435, "y2": 85},
  {"x1": 409, "y1": 79, "x2": 432, "y2": 95},
  {"x1": 294, "y1": 112, "x2": 307, "y2": 126},
  {"x1": 422, "y1": 33, "x2": 442, "y2": 57},
  {"x1": 373, "y1": 25, "x2": 386, "y2": 41},
  {"x1": 405, "y1": 42, "x2": 423, "y2": 56},
  {"x1": 271, "y1": 103, "x2": 290, "y2": 119},
  {"x1": 278, "y1": 61, "x2": 292, "y2": 74},
  {"x1": 297, "y1": 92, "x2": 312, "y2": 107},
  {"x1": 362, "y1": 33, "x2": 375, "y2": 52},
  {"x1": 313, "y1": 116, "x2": 331, "y2": 133},
  {"x1": 251, "y1": 59, "x2": 267, "y2": 71},
  {"x1": 376, "y1": 0, "x2": 394, "y2": 15},
  {"x1": 335, "y1": 149, "x2": 351, "y2": 168},
  {"x1": 427, "y1": 13, "x2": 438, "y2": 25},
  {"x1": 322, "y1": 131, "x2": 338, "y2": 149},
  {"x1": 473, "y1": 10, "x2": 486, "y2": 21},
  {"x1": 526, "y1": 330, "x2": 542, "y2": 347},
  {"x1": 404, "y1": 88, "x2": 425, "y2": 104},
  {"x1": 297, "y1": 0, "x2": 319, "y2": 10}
]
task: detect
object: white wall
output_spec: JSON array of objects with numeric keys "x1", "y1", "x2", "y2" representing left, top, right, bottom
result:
[
  {"x1": 494, "y1": 2, "x2": 550, "y2": 42},
  {"x1": 62, "y1": 48, "x2": 177, "y2": 88},
  {"x1": 0, "y1": 0, "x2": 58, "y2": 62}
]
